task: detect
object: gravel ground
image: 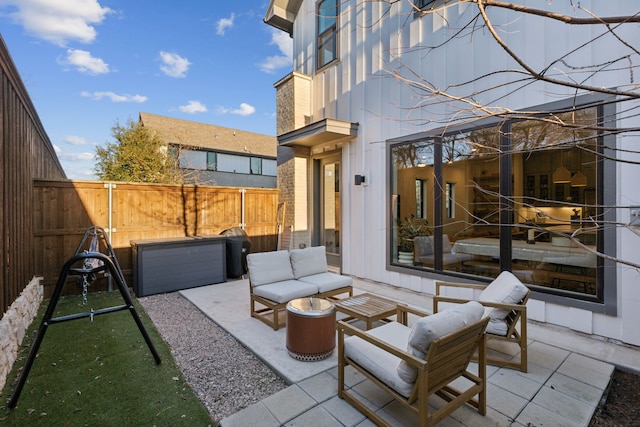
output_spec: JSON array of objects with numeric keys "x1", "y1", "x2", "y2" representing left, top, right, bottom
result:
[{"x1": 137, "y1": 292, "x2": 287, "y2": 423}]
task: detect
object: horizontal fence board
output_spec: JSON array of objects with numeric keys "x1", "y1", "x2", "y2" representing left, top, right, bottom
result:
[{"x1": 33, "y1": 180, "x2": 278, "y2": 297}]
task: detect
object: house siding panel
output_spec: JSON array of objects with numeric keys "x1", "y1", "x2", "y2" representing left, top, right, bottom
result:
[{"x1": 275, "y1": 0, "x2": 640, "y2": 346}]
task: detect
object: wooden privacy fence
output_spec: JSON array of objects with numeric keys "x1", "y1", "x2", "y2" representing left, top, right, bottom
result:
[
  {"x1": 1, "y1": 35, "x2": 66, "y2": 315},
  {"x1": 34, "y1": 179, "x2": 279, "y2": 297}
]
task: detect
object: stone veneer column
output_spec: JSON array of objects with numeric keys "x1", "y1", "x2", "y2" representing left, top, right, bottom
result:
[
  {"x1": 275, "y1": 72, "x2": 313, "y2": 249},
  {"x1": 0, "y1": 276, "x2": 43, "y2": 391}
]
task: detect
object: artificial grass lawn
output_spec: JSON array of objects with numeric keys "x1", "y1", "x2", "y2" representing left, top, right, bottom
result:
[{"x1": 1, "y1": 291, "x2": 214, "y2": 426}]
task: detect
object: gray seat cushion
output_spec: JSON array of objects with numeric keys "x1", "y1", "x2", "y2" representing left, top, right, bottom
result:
[
  {"x1": 344, "y1": 322, "x2": 414, "y2": 398},
  {"x1": 252, "y1": 280, "x2": 318, "y2": 303},
  {"x1": 298, "y1": 272, "x2": 352, "y2": 293}
]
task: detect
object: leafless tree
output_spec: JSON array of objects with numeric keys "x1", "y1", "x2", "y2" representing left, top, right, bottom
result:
[{"x1": 370, "y1": 1, "x2": 640, "y2": 269}]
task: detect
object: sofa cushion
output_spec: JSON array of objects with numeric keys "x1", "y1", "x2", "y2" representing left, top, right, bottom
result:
[
  {"x1": 290, "y1": 246, "x2": 328, "y2": 279},
  {"x1": 486, "y1": 318, "x2": 509, "y2": 336},
  {"x1": 247, "y1": 250, "x2": 294, "y2": 286},
  {"x1": 344, "y1": 322, "x2": 415, "y2": 398},
  {"x1": 397, "y1": 301, "x2": 484, "y2": 383},
  {"x1": 478, "y1": 271, "x2": 529, "y2": 321},
  {"x1": 441, "y1": 234, "x2": 452, "y2": 253},
  {"x1": 252, "y1": 280, "x2": 318, "y2": 304},
  {"x1": 298, "y1": 272, "x2": 352, "y2": 293}
]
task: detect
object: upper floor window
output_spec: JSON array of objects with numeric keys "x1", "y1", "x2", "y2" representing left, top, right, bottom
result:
[
  {"x1": 317, "y1": 0, "x2": 338, "y2": 69},
  {"x1": 250, "y1": 157, "x2": 262, "y2": 175},
  {"x1": 207, "y1": 152, "x2": 217, "y2": 171}
]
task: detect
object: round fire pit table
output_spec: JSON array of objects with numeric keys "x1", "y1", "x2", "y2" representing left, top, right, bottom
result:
[{"x1": 286, "y1": 297, "x2": 336, "y2": 361}]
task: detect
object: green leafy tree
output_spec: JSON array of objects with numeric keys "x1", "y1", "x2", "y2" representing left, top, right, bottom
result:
[{"x1": 94, "y1": 119, "x2": 182, "y2": 183}]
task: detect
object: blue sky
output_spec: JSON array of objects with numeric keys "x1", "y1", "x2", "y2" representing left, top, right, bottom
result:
[{"x1": 0, "y1": 0, "x2": 292, "y2": 179}]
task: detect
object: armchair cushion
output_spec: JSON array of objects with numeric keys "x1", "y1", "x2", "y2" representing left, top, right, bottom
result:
[
  {"x1": 397, "y1": 301, "x2": 484, "y2": 383},
  {"x1": 247, "y1": 250, "x2": 294, "y2": 286},
  {"x1": 290, "y1": 245, "x2": 328, "y2": 279},
  {"x1": 478, "y1": 271, "x2": 529, "y2": 321},
  {"x1": 344, "y1": 322, "x2": 415, "y2": 398}
]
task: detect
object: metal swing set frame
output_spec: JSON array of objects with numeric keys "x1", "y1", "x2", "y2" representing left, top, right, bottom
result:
[{"x1": 8, "y1": 226, "x2": 161, "y2": 409}]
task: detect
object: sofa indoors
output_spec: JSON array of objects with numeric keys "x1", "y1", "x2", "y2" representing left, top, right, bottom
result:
[{"x1": 247, "y1": 246, "x2": 353, "y2": 330}]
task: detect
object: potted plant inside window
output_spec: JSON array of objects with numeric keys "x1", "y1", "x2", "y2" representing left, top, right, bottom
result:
[{"x1": 397, "y1": 215, "x2": 431, "y2": 264}]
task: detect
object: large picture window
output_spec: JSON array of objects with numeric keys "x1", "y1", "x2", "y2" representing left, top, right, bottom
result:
[
  {"x1": 390, "y1": 101, "x2": 605, "y2": 303},
  {"x1": 317, "y1": 0, "x2": 337, "y2": 69}
]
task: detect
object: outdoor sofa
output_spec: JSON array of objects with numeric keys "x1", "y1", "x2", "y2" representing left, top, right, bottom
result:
[{"x1": 247, "y1": 246, "x2": 353, "y2": 330}]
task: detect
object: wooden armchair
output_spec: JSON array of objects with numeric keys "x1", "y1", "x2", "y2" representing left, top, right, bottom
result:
[
  {"x1": 337, "y1": 302, "x2": 489, "y2": 427},
  {"x1": 434, "y1": 271, "x2": 531, "y2": 372}
]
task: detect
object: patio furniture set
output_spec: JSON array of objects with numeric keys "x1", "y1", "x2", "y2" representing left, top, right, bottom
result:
[{"x1": 247, "y1": 246, "x2": 531, "y2": 427}]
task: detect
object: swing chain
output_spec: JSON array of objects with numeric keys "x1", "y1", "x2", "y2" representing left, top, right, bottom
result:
[{"x1": 82, "y1": 274, "x2": 89, "y2": 305}]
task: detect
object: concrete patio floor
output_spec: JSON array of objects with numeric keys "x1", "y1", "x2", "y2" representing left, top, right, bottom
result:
[{"x1": 179, "y1": 277, "x2": 640, "y2": 427}]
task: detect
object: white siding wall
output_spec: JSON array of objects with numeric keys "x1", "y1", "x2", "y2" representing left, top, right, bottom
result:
[{"x1": 291, "y1": 0, "x2": 640, "y2": 345}]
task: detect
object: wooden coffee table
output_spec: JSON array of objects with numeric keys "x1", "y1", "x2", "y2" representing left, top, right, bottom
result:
[{"x1": 334, "y1": 293, "x2": 406, "y2": 330}]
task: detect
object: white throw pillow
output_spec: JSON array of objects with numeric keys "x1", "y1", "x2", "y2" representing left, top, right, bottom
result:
[
  {"x1": 397, "y1": 301, "x2": 484, "y2": 383},
  {"x1": 478, "y1": 271, "x2": 529, "y2": 321}
]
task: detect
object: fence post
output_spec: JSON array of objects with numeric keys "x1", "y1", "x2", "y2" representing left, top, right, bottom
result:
[{"x1": 240, "y1": 188, "x2": 246, "y2": 229}]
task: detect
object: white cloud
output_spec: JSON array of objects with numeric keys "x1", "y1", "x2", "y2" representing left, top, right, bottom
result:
[
  {"x1": 217, "y1": 102, "x2": 256, "y2": 117},
  {"x1": 216, "y1": 13, "x2": 235, "y2": 36},
  {"x1": 159, "y1": 51, "x2": 191, "y2": 78},
  {"x1": 64, "y1": 135, "x2": 89, "y2": 145},
  {"x1": 259, "y1": 28, "x2": 293, "y2": 73},
  {"x1": 81, "y1": 91, "x2": 147, "y2": 103},
  {"x1": 179, "y1": 100, "x2": 208, "y2": 114},
  {"x1": 58, "y1": 151, "x2": 95, "y2": 161},
  {"x1": 1, "y1": 0, "x2": 112, "y2": 46},
  {"x1": 61, "y1": 49, "x2": 109, "y2": 74},
  {"x1": 53, "y1": 144, "x2": 61, "y2": 153}
]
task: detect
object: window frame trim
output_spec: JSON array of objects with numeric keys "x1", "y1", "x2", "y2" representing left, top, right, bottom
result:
[
  {"x1": 316, "y1": 0, "x2": 339, "y2": 71},
  {"x1": 386, "y1": 93, "x2": 617, "y2": 315}
]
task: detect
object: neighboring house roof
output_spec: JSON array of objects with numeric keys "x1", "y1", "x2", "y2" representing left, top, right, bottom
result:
[{"x1": 139, "y1": 112, "x2": 277, "y2": 157}]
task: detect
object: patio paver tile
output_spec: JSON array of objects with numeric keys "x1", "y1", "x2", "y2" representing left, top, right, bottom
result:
[
  {"x1": 262, "y1": 384, "x2": 317, "y2": 424},
  {"x1": 298, "y1": 371, "x2": 339, "y2": 403},
  {"x1": 546, "y1": 371, "x2": 604, "y2": 405},
  {"x1": 529, "y1": 385, "x2": 595, "y2": 426},
  {"x1": 219, "y1": 401, "x2": 280, "y2": 427},
  {"x1": 488, "y1": 368, "x2": 544, "y2": 400},
  {"x1": 557, "y1": 352, "x2": 614, "y2": 390},
  {"x1": 516, "y1": 401, "x2": 588, "y2": 427},
  {"x1": 284, "y1": 405, "x2": 344, "y2": 427},
  {"x1": 485, "y1": 382, "x2": 529, "y2": 419},
  {"x1": 321, "y1": 395, "x2": 368, "y2": 427},
  {"x1": 527, "y1": 341, "x2": 571, "y2": 370}
]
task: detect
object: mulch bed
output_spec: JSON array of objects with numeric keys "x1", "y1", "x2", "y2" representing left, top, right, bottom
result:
[{"x1": 589, "y1": 368, "x2": 640, "y2": 426}]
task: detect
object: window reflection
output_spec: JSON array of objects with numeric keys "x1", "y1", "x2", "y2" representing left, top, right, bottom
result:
[{"x1": 390, "y1": 107, "x2": 599, "y2": 299}]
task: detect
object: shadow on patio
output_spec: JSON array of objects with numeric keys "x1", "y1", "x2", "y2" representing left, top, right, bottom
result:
[{"x1": 176, "y1": 276, "x2": 640, "y2": 427}]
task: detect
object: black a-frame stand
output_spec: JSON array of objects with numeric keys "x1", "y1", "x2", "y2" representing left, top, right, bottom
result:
[{"x1": 8, "y1": 226, "x2": 161, "y2": 409}]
